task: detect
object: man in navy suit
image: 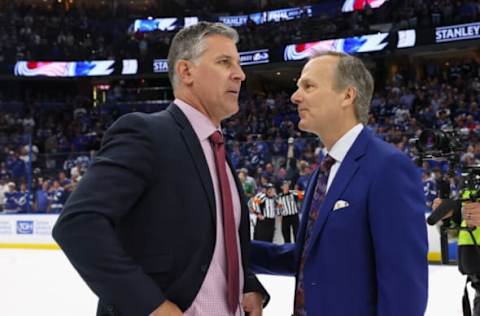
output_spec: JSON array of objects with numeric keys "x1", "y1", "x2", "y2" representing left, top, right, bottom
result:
[
  {"x1": 53, "y1": 22, "x2": 267, "y2": 316},
  {"x1": 250, "y1": 51, "x2": 428, "y2": 315}
]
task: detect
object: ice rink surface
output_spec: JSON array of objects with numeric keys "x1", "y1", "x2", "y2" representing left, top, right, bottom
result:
[{"x1": 0, "y1": 249, "x2": 474, "y2": 316}]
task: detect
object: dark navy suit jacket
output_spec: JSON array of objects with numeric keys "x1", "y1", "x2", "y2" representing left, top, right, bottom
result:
[{"x1": 53, "y1": 103, "x2": 268, "y2": 316}]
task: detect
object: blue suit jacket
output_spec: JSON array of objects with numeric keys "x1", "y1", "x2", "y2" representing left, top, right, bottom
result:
[{"x1": 251, "y1": 128, "x2": 428, "y2": 316}]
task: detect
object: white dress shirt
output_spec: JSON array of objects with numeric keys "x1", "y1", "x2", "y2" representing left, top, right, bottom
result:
[{"x1": 324, "y1": 124, "x2": 364, "y2": 192}]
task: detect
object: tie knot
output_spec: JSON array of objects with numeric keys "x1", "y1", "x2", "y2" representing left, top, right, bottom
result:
[
  {"x1": 209, "y1": 131, "x2": 224, "y2": 146},
  {"x1": 320, "y1": 154, "x2": 335, "y2": 173}
]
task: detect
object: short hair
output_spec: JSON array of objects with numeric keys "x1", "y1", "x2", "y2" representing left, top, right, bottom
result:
[
  {"x1": 167, "y1": 21, "x2": 239, "y2": 89},
  {"x1": 310, "y1": 51, "x2": 374, "y2": 124}
]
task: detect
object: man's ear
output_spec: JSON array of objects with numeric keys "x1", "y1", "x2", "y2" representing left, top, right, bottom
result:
[
  {"x1": 176, "y1": 60, "x2": 195, "y2": 86},
  {"x1": 341, "y1": 86, "x2": 357, "y2": 109}
]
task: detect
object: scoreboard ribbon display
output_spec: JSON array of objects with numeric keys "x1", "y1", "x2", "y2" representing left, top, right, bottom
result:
[{"x1": 435, "y1": 22, "x2": 480, "y2": 43}]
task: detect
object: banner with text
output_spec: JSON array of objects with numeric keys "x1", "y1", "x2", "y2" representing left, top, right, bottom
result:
[
  {"x1": 0, "y1": 214, "x2": 58, "y2": 248},
  {"x1": 436, "y1": 22, "x2": 480, "y2": 43}
]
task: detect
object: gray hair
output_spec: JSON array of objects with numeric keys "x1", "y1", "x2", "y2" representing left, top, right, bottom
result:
[
  {"x1": 167, "y1": 21, "x2": 239, "y2": 89},
  {"x1": 310, "y1": 51, "x2": 374, "y2": 124}
]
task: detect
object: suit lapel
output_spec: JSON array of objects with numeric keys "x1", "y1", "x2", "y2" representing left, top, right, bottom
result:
[
  {"x1": 305, "y1": 128, "x2": 372, "y2": 258},
  {"x1": 167, "y1": 104, "x2": 216, "y2": 226}
]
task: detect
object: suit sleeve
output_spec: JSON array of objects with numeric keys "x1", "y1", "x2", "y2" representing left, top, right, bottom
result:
[
  {"x1": 248, "y1": 169, "x2": 317, "y2": 276},
  {"x1": 243, "y1": 269, "x2": 271, "y2": 307},
  {"x1": 52, "y1": 113, "x2": 166, "y2": 316},
  {"x1": 368, "y1": 152, "x2": 428, "y2": 316},
  {"x1": 249, "y1": 240, "x2": 297, "y2": 276}
]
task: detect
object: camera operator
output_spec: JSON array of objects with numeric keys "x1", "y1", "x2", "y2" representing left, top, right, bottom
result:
[
  {"x1": 415, "y1": 127, "x2": 480, "y2": 315},
  {"x1": 432, "y1": 195, "x2": 480, "y2": 316}
]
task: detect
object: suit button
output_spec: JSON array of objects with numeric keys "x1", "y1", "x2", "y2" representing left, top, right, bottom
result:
[
  {"x1": 106, "y1": 305, "x2": 115, "y2": 315},
  {"x1": 200, "y1": 264, "x2": 208, "y2": 272}
]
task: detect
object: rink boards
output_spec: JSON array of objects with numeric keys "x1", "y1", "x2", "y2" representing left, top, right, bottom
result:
[{"x1": 0, "y1": 214, "x2": 445, "y2": 262}]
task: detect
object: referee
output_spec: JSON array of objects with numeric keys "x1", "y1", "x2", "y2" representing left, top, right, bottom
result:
[
  {"x1": 278, "y1": 180, "x2": 303, "y2": 243},
  {"x1": 254, "y1": 183, "x2": 279, "y2": 242}
]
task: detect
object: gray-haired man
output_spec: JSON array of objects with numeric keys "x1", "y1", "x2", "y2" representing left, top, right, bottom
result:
[{"x1": 53, "y1": 21, "x2": 268, "y2": 316}]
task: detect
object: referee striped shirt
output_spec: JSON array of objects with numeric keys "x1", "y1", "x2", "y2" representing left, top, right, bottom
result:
[
  {"x1": 278, "y1": 190, "x2": 301, "y2": 216},
  {"x1": 256, "y1": 193, "x2": 279, "y2": 219},
  {"x1": 251, "y1": 192, "x2": 264, "y2": 214}
]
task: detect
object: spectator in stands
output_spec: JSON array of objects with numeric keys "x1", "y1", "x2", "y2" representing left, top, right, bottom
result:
[
  {"x1": 0, "y1": 162, "x2": 10, "y2": 180},
  {"x1": 7, "y1": 151, "x2": 26, "y2": 181},
  {"x1": 18, "y1": 182, "x2": 33, "y2": 212},
  {"x1": 58, "y1": 171, "x2": 70, "y2": 187},
  {"x1": 423, "y1": 169, "x2": 437, "y2": 211},
  {"x1": 238, "y1": 168, "x2": 256, "y2": 198},
  {"x1": 295, "y1": 160, "x2": 311, "y2": 190},
  {"x1": 3, "y1": 182, "x2": 19, "y2": 214},
  {"x1": 48, "y1": 180, "x2": 66, "y2": 213},
  {"x1": 69, "y1": 161, "x2": 82, "y2": 179},
  {"x1": 0, "y1": 177, "x2": 9, "y2": 212},
  {"x1": 35, "y1": 180, "x2": 50, "y2": 212}
]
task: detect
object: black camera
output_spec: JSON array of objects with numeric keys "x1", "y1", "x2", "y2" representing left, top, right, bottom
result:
[
  {"x1": 410, "y1": 128, "x2": 463, "y2": 165},
  {"x1": 411, "y1": 129, "x2": 479, "y2": 225}
]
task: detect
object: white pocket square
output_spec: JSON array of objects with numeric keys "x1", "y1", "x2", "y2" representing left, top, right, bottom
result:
[{"x1": 333, "y1": 200, "x2": 350, "y2": 211}]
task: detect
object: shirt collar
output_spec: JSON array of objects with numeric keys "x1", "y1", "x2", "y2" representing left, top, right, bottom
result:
[
  {"x1": 324, "y1": 124, "x2": 364, "y2": 164},
  {"x1": 174, "y1": 98, "x2": 220, "y2": 141}
]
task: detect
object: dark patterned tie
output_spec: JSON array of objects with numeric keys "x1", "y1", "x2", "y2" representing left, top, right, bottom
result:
[
  {"x1": 294, "y1": 154, "x2": 336, "y2": 316},
  {"x1": 209, "y1": 131, "x2": 240, "y2": 313}
]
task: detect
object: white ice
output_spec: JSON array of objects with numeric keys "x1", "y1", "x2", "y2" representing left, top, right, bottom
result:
[{"x1": 0, "y1": 249, "x2": 473, "y2": 315}]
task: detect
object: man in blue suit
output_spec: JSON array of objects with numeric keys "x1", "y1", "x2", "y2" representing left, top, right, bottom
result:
[{"x1": 250, "y1": 51, "x2": 428, "y2": 315}]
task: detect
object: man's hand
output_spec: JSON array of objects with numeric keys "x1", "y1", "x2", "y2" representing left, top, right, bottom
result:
[
  {"x1": 463, "y1": 202, "x2": 480, "y2": 227},
  {"x1": 432, "y1": 198, "x2": 453, "y2": 219},
  {"x1": 257, "y1": 214, "x2": 265, "y2": 221},
  {"x1": 151, "y1": 300, "x2": 183, "y2": 316},
  {"x1": 432, "y1": 198, "x2": 442, "y2": 211},
  {"x1": 242, "y1": 292, "x2": 263, "y2": 316}
]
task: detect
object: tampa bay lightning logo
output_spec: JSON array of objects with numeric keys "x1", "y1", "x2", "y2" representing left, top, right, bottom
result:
[
  {"x1": 249, "y1": 13, "x2": 264, "y2": 24},
  {"x1": 18, "y1": 195, "x2": 26, "y2": 206},
  {"x1": 139, "y1": 19, "x2": 159, "y2": 32},
  {"x1": 342, "y1": 37, "x2": 368, "y2": 54},
  {"x1": 74, "y1": 62, "x2": 96, "y2": 76}
]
